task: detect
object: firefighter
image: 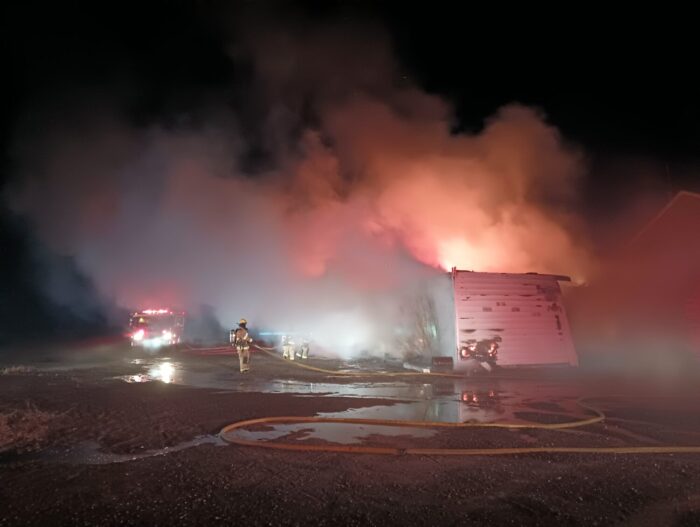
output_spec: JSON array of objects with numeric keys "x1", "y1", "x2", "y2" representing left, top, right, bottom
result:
[
  {"x1": 459, "y1": 339, "x2": 477, "y2": 360},
  {"x1": 231, "y1": 319, "x2": 253, "y2": 373},
  {"x1": 486, "y1": 337, "x2": 500, "y2": 362},
  {"x1": 474, "y1": 337, "x2": 500, "y2": 372},
  {"x1": 282, "y1": 334, "x2": 295, "y2": 360},
  {"x1": 296, "y1": 336, "x2": 310, "y2": 359}
]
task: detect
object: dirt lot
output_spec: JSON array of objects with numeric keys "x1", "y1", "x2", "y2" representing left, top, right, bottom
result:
[{"x1": 1, "y1": 346, "x2": 700, "y2": 526}]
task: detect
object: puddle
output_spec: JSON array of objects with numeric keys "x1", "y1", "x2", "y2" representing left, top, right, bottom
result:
[
  {"x1": 318, "y1": 399, "x2": 510, "y2": 424},
  {"x1": 112, "y1": 358, "x2": 595, "y2": 430},
  {"x1": 225, "y1": 422, "x2": 436, "y2": 445},
  {"x1": 258, "y1": 380, "x2": 441, "y2": 399},
  {"x1": 114, "y1": 359, "x2": 461, "y2": 398},
  {"x1": 222, "y1": 392, "x2": 594, "y2": 447}
]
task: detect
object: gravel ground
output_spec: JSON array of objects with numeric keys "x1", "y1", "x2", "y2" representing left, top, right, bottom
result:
[{"x1": 1, "y1": 346, "x2": 700, "y2": 526}]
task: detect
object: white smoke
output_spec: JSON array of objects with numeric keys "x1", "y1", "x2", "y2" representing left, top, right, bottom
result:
[{"x1": 9, "y1": 12, "x2": 591, "y2": 358}]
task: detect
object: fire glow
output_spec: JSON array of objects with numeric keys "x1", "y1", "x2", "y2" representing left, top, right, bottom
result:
[{"x1": 9, "y1": 18, "x2": 592, "y2": 355}]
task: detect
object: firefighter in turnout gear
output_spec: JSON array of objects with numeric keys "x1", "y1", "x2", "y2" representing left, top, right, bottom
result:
[
  {"x1": 282, "y1": 335, "x2": 295, "y2": 360},
  {"x1": 296, "y1": 336, "x2": 310, "y2": 359},
  {"x1": 230, "y1": 319, "x2": 253, "y2": 373}
]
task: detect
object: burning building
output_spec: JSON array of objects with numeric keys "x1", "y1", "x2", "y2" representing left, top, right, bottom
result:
[
  {"x1": 448, "y1": 269, "x2": 578, "y2": 370},
  {"x1": 394, "y1": 269, "x2": 578, "y2": 371}
]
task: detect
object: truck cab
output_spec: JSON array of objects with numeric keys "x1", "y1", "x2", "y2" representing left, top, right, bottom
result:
[{"x1": 129, "y1": 309, "x2": 185, "y2": 348}]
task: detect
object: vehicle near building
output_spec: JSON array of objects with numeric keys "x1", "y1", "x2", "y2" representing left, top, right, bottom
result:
[{"x1": 129, "y1": 309, "x2": 185, "y2": 348}]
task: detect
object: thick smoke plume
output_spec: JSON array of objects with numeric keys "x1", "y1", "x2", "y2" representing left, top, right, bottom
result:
[{"x1": 9, "y1": 14, "x2": 590, "y2": 356}]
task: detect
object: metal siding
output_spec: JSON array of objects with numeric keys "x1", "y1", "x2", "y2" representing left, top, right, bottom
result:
[{"x1": 452, "y1": 271, "x2": 578, "y2": 368}]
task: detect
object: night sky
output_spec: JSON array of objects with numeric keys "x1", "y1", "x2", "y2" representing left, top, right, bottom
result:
[{"x1": 2, "y1": 1, "x2": 698, "y2": 344}]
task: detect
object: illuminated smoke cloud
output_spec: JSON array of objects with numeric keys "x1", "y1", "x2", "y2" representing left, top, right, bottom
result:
[{"x1": 9, "y1": 12, "x2": 591, "y2": 357}]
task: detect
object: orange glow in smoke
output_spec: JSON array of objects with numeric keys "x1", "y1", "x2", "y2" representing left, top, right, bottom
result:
[{"x1": 437, "y1": 239, "x2": 475, "y2": 272}]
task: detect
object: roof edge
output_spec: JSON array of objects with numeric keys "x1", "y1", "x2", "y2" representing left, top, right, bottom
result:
[
  {"x1": 450, "y1": 268, "x2": 571, "y2": 282},
  {"x1": 628, "y1": 190, "x2": 700, "y2": 247}
]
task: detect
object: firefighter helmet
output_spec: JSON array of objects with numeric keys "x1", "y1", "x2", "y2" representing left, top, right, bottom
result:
[{"x1": 238, "y1": 318, "x2": 248, "y2": 327}]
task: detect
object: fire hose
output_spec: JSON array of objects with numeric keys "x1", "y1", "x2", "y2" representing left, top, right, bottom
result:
[{"x1": 217, "y1": 345, "x2": 700, "y2": 456}]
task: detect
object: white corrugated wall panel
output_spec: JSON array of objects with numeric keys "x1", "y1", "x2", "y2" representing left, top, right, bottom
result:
[{"x1": 452, "y1": 271, "x2": 578, "y2": 368}]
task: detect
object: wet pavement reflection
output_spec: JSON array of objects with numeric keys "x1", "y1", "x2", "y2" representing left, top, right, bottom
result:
[
  {"x1": 6, "y1": 344, "x2": 700, "y2": 455},
  {"x1": 231, "y1": 423, "x2": 437, "y2": 445},
  {"x1": 114, "y1": 355, "x2": 591, "y2": 427}
]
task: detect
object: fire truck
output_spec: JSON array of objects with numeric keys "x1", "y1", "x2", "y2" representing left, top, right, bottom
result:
[{"x1": 128, "y1": 309, "x2": 185, "y2": 348}]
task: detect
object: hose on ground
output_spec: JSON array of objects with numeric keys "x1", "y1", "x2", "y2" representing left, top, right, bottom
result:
[{"x1": 189, "y1": 343, "x2": 700, "y2": 456}]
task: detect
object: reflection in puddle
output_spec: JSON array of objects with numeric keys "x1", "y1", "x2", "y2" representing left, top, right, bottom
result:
[
  {"x1": 158, "y1": 362, "x2": 174, "y2": 383},
  {"x1": 261, "y1": 380, "x2": 441, "y2": 399},
  {"x1": 226, "y1": 391, "x2": 591, "y2": 446},
  {"x1": 119, "y1": 360, "x2": 178, "y2": 384},
  {"x1": 318, "y1": 399, "x2": 509, "y2": 424},
  {"x1": 114, "y1": 357, "x2": 592, "y2": 427},
  {"x1": 228, "y1": 423, "x2": 436, "y2": 445}
]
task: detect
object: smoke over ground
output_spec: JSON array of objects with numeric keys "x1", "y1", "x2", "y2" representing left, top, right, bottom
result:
[
  {"x1": 8, "y1": 13, "x2": 591, "y2": 357},
  {"x1": 568, "y1": 189, "x2": 700, "y2": 375}
]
